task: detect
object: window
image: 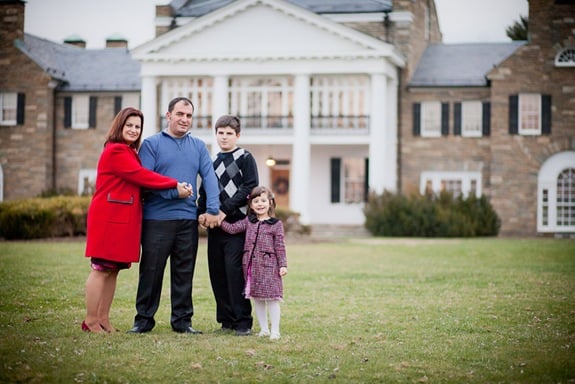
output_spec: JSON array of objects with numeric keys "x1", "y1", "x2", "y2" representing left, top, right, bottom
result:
[
  {"x1": 0, "y1": 93, "x2": 17, "y2": 124},
  {"x1": 420, "y1": 171, "x2": 481, "y2": 198},
  {"x1": 461, "y1": 101, "x2": 482, "y2": 136},
  {"x1": 538, "y1": 151, "x2": 575, "y2": 233},
  {"x1": 421, "y1": 102, "x2": 441, "y2": 137},
  {"x1": 454, "y1": 101, "x2": 490, "y2": 137},
  {"x1": 0, "y1": 92, "x2": 25, "y2": 126},
  {"x1": 310, "y1": 75, "x2": 369, "y2": 131},
  {"x1": 72, "y1": 95, "x2": 90, "y2": 129},
  {"x1": 64, "y1": 95, "x2": 97, "y2": 129},
  {"x1": 519, "y1": 94, "x2": 540, "y2": 134},
  {"x1": 555, "y1": 48, "x2": 575, "y2": 67},
  {"x1": 509, "y1": 94, "x2": 551, "y2": 135},
  {"x1": 229, "y1": 77, "x2": 293, "y2": 129},
  {"x1": 556, "y1": 168, "x2": 575, "y2": 227},
  {"x1": 114, "y1": 93, "x2": 140, "y2": 115},
  {"x1": 413, "y1": 102, "x2": 449, "y2": 137},
  {"x1": 330, "y1": 157, "x2": 368, "y2": 204}
]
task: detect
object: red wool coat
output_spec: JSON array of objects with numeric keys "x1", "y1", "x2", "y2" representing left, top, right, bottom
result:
[
  {"x1": 85, "y1": 143, "x2": 178, "y2": 263},
  {"x1": 220, "y1": 216, "x2": 287, "y2": 300}
]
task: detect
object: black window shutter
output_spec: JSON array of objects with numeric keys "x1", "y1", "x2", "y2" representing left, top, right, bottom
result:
[
  {"x1": 114, "y1": 96, "x2": 122, "y2": 116},
  {"x1": 541, "y1": 94, "x2": 551, "y2": 134},
  {"x1": 364, "y1": 158, "x2": 369, "y2": 202},
  {"x1": 16, "y1": 93, "x2": 25, "y2": 125},
  {"x1": 412, "y1": 103, "x2": 421, "y2": 136},
  {"x1": 330, "y1": 158, "x2": 341, "y2": 203},
  {"x1": 509, "y1": 95, "x2": 518, "y2": 134},
  {"x1": 441, "y1": 103, "x2": 449, "y2": 136},
  {"x1": 482, "y1": 102, "x2": 491, "y2": 136},
  {"x1": 88, "y1": 96, "x2": 97, "y2": 128},
  {"x1": 64, "y1": 96, "x2": 72, "y2": 128},
  {"x1": 453, "y1": 102, "x2": 461, "y2": 136}
]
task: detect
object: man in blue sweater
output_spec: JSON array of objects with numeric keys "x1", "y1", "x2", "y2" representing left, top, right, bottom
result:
[{"x1": 128, "y1": 97, "x2": 220, "y2": 334}]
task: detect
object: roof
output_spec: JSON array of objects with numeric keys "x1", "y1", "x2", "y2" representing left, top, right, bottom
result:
[
  {"x1": 409, "y1": 42, "x2": 525, "y2": 87},
  {"x1": 171, "y1": 0, "x2": 392, "y2": 17},
  {"x1": 15, "y1": 34, "x2": 141, "y2": 92}
]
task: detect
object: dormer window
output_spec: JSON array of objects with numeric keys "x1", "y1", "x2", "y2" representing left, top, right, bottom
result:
[{"x1": 555, "y1": 48, "x2": 575, "y2": 67}]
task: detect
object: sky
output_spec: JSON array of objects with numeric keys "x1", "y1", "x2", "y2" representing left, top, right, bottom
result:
[{"x1": 23, "y1": 0, "x2": 528, "y2": 49}]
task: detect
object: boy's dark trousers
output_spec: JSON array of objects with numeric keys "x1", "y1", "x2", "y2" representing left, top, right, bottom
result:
[{"x1": 207, "y1": 227, "x2": 253, "y2": 330}]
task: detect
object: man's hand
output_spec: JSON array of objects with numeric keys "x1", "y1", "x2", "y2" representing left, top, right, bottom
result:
[{"x1": 203, "y1": 213, "x2": 219, "y2": 229}]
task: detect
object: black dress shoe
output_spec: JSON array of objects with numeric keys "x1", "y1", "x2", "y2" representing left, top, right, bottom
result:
[
  {"x1": 174, "y1": 326, "x2": 203, "y2": 334},
  {"x1": 235, "y1": 328, "x2": 252, "y2": 336},
  {"x1": 127, "y1": 326, "x2": 151, "y2": 334}
]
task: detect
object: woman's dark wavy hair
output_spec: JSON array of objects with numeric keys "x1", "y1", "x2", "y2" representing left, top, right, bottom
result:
[{"x1": 105, "y1": 107, "x2": 144, "y2": 149}]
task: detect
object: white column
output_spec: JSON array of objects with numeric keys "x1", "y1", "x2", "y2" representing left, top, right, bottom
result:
[
  {"x1": 368, "y1": 73, "x2": 387, "y2": 195},
  {"x1": 384, "y1": 77, "x2": 398, "y2": 192},
  {"x1": 291, "y1": 74, "x2": 311, "y2": 224},
  {"x1": 210, "y1": 75, "x2": 229, "y2": 156},
  {"x1": 141, "y1": 75, "x2": 158, "y2": 139}
]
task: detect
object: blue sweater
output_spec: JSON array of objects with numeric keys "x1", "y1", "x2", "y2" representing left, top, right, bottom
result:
[{"x1": 139, "y1": 130, "x2": 220, "y2": 220}]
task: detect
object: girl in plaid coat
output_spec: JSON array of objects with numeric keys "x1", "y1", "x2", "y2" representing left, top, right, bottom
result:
[{"x1": 220, "y1": 186, "x2": 288, "y2": 340}]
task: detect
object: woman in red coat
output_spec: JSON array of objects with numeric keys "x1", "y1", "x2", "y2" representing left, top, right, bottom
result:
[{"x1": 82, "y1": 107, "x2": 192, "y2": 333}]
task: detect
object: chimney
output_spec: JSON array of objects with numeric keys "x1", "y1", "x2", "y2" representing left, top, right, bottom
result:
[
  {"x1": 155, "y1": 4, "x2": 175, "y2": 37},
  {"x1": 1, "y1": 0, "x2": 25, "y2": 45},
  {"x1": 105, "y1": 33, "x2": 128, "y2": 48},
  {"x1": 63, "y1": 34, "x2": 86, "y2": 48}
]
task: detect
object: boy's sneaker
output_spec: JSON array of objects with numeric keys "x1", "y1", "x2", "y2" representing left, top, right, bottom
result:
[
  {"x1": 270, "y1": 332, "x2": 280, "y2": 340},
  {"x1": 258, "y1": 330, "x2": 270, "y2": 337},
  {"x1": 235, "y1": 328, "x2": 252, "y2": 336}
]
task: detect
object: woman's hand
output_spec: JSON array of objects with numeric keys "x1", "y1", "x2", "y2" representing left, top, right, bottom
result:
[
  {"x1": 279, "y1": 267, "x2": 288, "y2": 277},
  {"x1": 177, "y1": 182, "x2": 193, "y2": 198}
]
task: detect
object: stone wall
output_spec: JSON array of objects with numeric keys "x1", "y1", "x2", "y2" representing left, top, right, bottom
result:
[
  {"x1": 0, "y1": 0, "x2": 54, "y2": 199},
  {"x1": 486, "y1": 0, "x2": 575, "y2": 235}
]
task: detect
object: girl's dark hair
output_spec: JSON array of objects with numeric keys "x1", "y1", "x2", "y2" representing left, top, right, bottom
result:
[
  {"x1": 214, "y1": 115, "x2": 241, "y2": 134},
  {"x1": 105, "y1": 107, "x2": 144, "y2": 149},
  {"x1": 247, "y1": 186, "x2": 276, "y2": 217}
]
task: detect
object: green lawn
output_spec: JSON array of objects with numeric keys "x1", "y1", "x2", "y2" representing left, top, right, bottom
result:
[{"x1": 0, "y1": 237, "x2": 573, "y2": 383}]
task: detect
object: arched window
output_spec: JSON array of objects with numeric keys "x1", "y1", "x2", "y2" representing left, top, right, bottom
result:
[
  {"x1": 556, "y1": 168, "x2": 575, "y2": 227},
  {"x1": 555, "y1": 48, "x2": 575, "y2": 67},
  {"x1": 538, "y1": 151, "x2": 575, "y2": 233},
  {"x1": 0, "y1": 164, "x2": 3, "y2": 202}
]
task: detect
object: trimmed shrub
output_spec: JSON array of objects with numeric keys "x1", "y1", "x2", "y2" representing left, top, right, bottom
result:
[
  {"x1": 0, "y1": 196, "x2": 90, "y2": 240},
  {"x1": 0, "y1": 196, "x2": 309, "y2": 240},
  {"x1": 364, "y1": 190, "x2": 500, "y2": 237}
]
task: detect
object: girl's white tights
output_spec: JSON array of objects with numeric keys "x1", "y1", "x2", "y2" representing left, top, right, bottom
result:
[{"x1": 253, "y1": 299, "x2": 281, "y2": 339}]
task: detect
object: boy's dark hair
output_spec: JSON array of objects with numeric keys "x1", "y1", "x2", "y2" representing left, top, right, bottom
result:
[{"x1": 214, "y1": 115, "x2": 241, "y2": 134}]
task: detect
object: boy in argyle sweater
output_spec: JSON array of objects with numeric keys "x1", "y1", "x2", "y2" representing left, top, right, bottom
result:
[{"x1": 198, "y1": 115, "x2": 259, "y2": 336}]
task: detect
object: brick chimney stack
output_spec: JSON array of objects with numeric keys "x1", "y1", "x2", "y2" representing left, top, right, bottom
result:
[
  {"x1": 106, "y1": 33, "x2": 128, "y2": 48},
  {"x1": 63, "y1": 34, "x2": 86, "y2": 48},
  {"x1": 0, "y1": 0, "x2": 25, "y2": 51}
]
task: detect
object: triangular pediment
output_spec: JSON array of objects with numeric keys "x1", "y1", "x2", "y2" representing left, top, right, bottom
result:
[{"x1": 132, "y1": 0, "x2": 403, "y2": 65}]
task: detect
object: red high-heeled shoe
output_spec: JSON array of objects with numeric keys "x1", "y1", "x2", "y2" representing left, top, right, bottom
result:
[{"x1": 81, "y1": 321, "x2": 91, "y2": 332}]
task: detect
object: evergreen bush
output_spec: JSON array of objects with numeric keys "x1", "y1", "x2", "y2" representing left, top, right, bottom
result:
[
  {"x1": 0, "y1": 196, "x2": 309, "y2": 240},
  {"x1": 0, "y1": 196, "x2": 90, "y2": 240},
  {"x1": 364, "y1": 190, "x2": 500, "y2": 237}
]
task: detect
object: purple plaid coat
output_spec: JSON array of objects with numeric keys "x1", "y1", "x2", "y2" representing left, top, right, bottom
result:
[{"x1": 220, "y1": 215, "x2": 287, "y2": 300}]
